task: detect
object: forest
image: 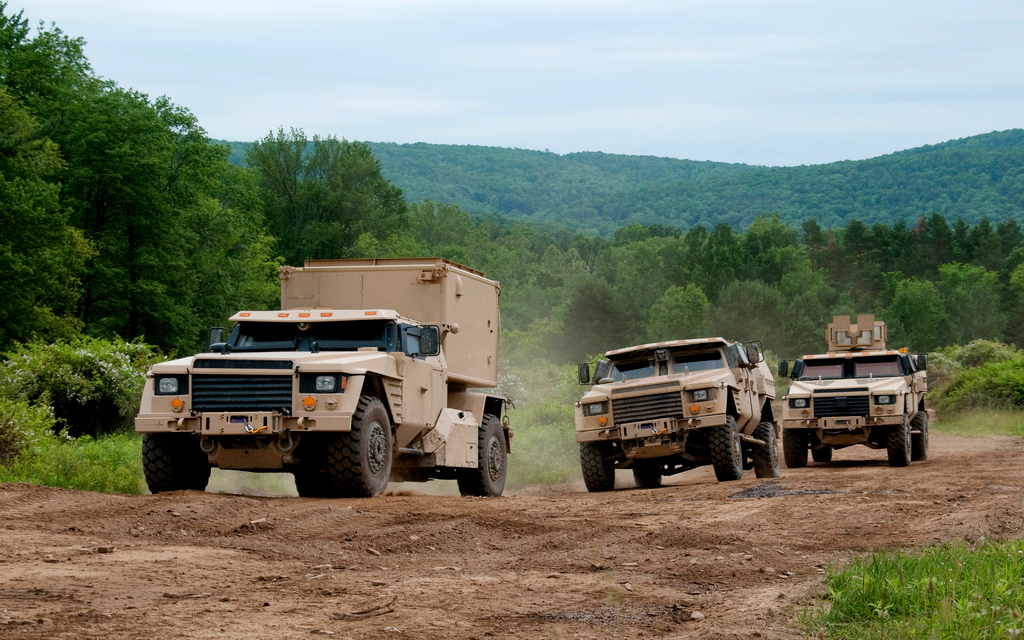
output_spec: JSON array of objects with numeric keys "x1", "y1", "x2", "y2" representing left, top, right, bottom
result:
[
  {"x1": 223, "y1": 131, "x2": 1024, "y2": 236},
  {"x1": 1, "y1": 2, "x2": 1024, "y2": 497},
  {"x1": 3, "y1": 2, "x2": 1024, "y2": 365}
]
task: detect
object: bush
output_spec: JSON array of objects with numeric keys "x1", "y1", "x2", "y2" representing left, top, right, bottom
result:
[
  {"x1": 927, "y1": 340, "x2": 1021, "y2": 390},
  {"x1": 0, "y1": 397, "x2": 57, "y2": 463},
  {"x1": 934, "y1": 354, "x2": 1024, "y2": 414},
  {"x1": 0, "y1": 337, "x2": 161, "y2": 437}
]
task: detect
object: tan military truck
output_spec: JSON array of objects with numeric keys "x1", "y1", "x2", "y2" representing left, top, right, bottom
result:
[
  {"x1": 135, "y1": 258, "x2": 511, "y2": 498},
  {"x1": 575, "y1": 338, "x2": 780, "y2": 491},
  {"x1": 777, "y1": 314, "x2": 928, "y2": 468}
]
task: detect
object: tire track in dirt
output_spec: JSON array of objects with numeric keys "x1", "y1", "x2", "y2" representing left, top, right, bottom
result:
[{"x1": 1, "y1": 433, "x2": 1022, "y2": 639}]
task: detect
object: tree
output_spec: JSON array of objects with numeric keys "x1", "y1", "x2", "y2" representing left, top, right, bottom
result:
[
  {"x1": 647, "y1": 284, "x2": 710, "y2": 342},
  {"x1": 246, "y1": 128, "x2": 407, "y2": 264},
  {"x1": 882, "y1": 276, "x2": 947, "y2": 352},
  {"x1": 560, "y1": 276, "x2": 627, "y2": 362},
  {"x1": 0, "y1": 85, "x2": 89, "y2": 348},
  {"x1": 935, "y1": 263, "x2": 1006, "y2": 347}
]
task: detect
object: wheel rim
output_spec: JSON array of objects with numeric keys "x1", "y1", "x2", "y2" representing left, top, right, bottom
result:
[
  {"x1": 486, "y1": 436, "x2": 504, "y2": 482},
  {"x1": 366, "y1": 420, "x2": 388, "y2": 476}
]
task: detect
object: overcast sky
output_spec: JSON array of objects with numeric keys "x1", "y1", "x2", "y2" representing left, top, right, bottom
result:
[{"x1": 18, "y1": 0, "x2": 1024, "y2": 166}]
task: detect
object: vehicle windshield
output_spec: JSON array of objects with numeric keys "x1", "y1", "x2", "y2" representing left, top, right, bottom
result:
[
  {"x1": 230, "y1": 321, "x2": 388, "y2": 352},
  {"x1": 851, "y1": 356, "x2": 903, "y2": 378},
  {"x1": 799, "y1": 355, "x2": 905, "y2": 380},
  {"x1": 671, "y1": 350, "x2": 724, "y2": 373},
  {"x1": 609, "y1": 359, "x2": 656, "y2": 381},
  {"x1": 800, "y1": 360, "x2": 843, "y2": 380}
]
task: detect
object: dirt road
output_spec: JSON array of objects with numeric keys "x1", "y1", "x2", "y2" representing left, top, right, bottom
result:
[{"x1": 2, "y1": 433, "x2": 1023, "y2": 640}]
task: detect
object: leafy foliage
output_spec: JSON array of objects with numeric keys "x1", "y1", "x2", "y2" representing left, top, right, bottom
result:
[
  {"x1": 932, "y1": 354, "x2": 1024, "y2": 414},
  {"x1": 357, "y1": 135, "x2": 1024, "y2": 234},
  {"x1": 0, "y1": 338, "x2": 160, "y2": 437},
  {"x1": 0, "y1": 396, "x2": 55, "y2": 463},
  {"x1": 246, "y1": 128, "x2": 407, "y2": 265}
]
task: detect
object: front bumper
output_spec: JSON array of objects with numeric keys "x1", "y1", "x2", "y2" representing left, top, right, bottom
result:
[
  {"x1": 135, "y1": 411, "x2": 352, "y2": 434},
  {"x1": 576, "y1": 412, "x2": 730, "y2": 444}
]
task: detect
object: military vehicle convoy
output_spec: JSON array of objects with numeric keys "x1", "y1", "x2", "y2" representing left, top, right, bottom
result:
[
  {"x1": 777, "y1": 315, "x2": 928, "y2": 467},
  {"x1": 136, "y1": 258, "x2": 511, "y2": 498},
  {"x1": 574, "y1": 338, "x2": 780, "y2": 491}
]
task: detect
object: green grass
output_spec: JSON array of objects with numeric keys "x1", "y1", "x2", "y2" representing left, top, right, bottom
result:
[
  {"x1": 506, "y1": 400, "x2": 579, "y2": 488},
  {"x1": 0, "y1": 431, "x2": 145, "y2": 494},
  {"x1": 802, "y1": 540, "x2": 1024, "y2": 639},
  {"x1": 932, "y1": 410, "x2": 1024, "y2": 437}
]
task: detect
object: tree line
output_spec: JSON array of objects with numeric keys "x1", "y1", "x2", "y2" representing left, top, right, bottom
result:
[{"x1": 2, "y1": 3, "x2": 1022, "y2": 366}]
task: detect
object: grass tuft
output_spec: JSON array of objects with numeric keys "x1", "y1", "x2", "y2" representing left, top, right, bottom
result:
[
  {"x1": 932, "y1": 411, "x2": 1024, "y2": 437},
  {"x1": 0, "y1": 431, "x2": 145, "y2": 494},
  {"x1": 802, "y1": 540, "x2": 1024, "y2": 639}
]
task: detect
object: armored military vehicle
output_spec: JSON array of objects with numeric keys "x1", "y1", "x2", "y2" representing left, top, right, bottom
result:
[
  {"x1": 575, "y1": 338, "x2": 780, "y2": 491},
  {"x1": 778, "y1": 314, "x2": 928, "y2": 467},
  {"x1": 136, "y1": 258, "x2": 511, "y2": 497}
]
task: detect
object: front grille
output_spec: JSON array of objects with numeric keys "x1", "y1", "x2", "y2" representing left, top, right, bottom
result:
[
  {"x1": 192, "y1": 375, "x2": 293, "y2": 413},
  {"x1": 813, "y1": 395, "x2": 869, "y2": 418},
  {"x1": 612, "y1": 391, "x2": 683, "y2": 425}
]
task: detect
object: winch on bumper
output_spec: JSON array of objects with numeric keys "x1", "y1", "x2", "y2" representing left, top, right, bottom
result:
[{"x1": 613, "y1": 413, "x2": 731, "y2": 459}]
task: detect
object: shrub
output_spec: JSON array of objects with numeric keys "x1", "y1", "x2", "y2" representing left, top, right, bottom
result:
[
  {"x1": 0, "y1": 397, "x2": 57, "y2": 463},
  {"x1": 934, "y1": 354, "x2": 1024, "y2": 414},
  {"x1": 0, "y1": 337, "x2": 161, "y2": 437},
  {"x1": 927, "y1": 340, "x2": 1020, "y2": 390}
]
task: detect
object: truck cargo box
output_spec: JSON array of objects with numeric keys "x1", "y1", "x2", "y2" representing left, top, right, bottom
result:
[{"x1": 279, "y1": 258, "x2": 500, "y2": 388}]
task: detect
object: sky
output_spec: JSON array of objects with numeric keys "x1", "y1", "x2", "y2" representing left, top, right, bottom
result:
[{"x1": 17, "y1": 0, "x2": 1024, "y2": 166}]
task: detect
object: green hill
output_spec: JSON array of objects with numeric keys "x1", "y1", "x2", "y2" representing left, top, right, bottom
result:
[{"x1": 220, "y1": 129, "x2": 1024, "y2": 233}]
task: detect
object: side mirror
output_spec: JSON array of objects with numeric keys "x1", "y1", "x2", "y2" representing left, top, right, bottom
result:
[
  {"x1": 594, "y1": 359, "x2": 610, "y2": 383},
  {"x1": 792, "y1": 360, "x2": 805, "y2": 379},
  {"x1": 744, "y1": 343, "x2": 761, "y2": 366},
  {"x1": 778, "y1": 360, "x2": 789, "y2": 378},
  {"x1": 420, "y1": 326, "x2": 441, "y2": 356},
  {"x1": 916, "y1": 354, "x2": 927, "y2": 371},
  {"x1": 208, "y1": 327, "x2": 224, "y2": 351},
  {"x1": 578, "y1": 363, "x2": 591, "y2": 385}
]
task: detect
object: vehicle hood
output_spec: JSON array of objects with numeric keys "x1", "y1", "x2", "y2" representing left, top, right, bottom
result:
[
  {"x1": 149, "y1": 350, "x2": 398, "y2": 375},
  {"x1": 581, "y1": 369, "x2": 733, "y2": 402}
]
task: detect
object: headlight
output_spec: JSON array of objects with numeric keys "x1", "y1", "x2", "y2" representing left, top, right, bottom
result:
[
  {"x1": 583, "y1": 402, "x2": 608, "y2": 416},
  {"x1": 789, "y1": 397, "x2": 809, "y2": 409},
  {"x1": 874, "y1": 395, "x2": 897, "y2": 405},
  {"x1": 155, "y1": 376, "x2": 186, "y2": 395},
  {"x1": 692, "y1": 389, "x2": 711, "y2": 402},
  {"x1": 315, "y1": 375, "x2": 337, "y2": 392}
]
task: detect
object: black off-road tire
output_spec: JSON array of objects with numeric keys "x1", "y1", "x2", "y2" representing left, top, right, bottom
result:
[
  {"x1": 326, "y1": 396, "x2": 393, "y2": 497},
  {"x1": 782, "y1": 429, "x2": 809, "y2": 469},
  {"x1": 709, "y1": 416, "x2": 744, "y2": 482},
  {"x1": 751, "y1": 422, "x2": 781, "y2": 478},
  {"x1": 887, "y1": 416, "x2": 912, "y2": 467},
  {"x1": 811, "y1": 445, "x2": 833, "y2": 463},
  {"x1": 911, "y1": 411, "x2": 929, "y2": 462},
  {"x1": 457, "y1": 415, "x2": 507, "y2": 497},
  {"x1": 580, "y1": 441, "x2": 615, "y2": 492},
  {"x1": 141, "y1": 433, "x2": 211, "y2": 494},
  {"x1": 632, "y1": 462, "x2": 664, "y2": 488}
]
